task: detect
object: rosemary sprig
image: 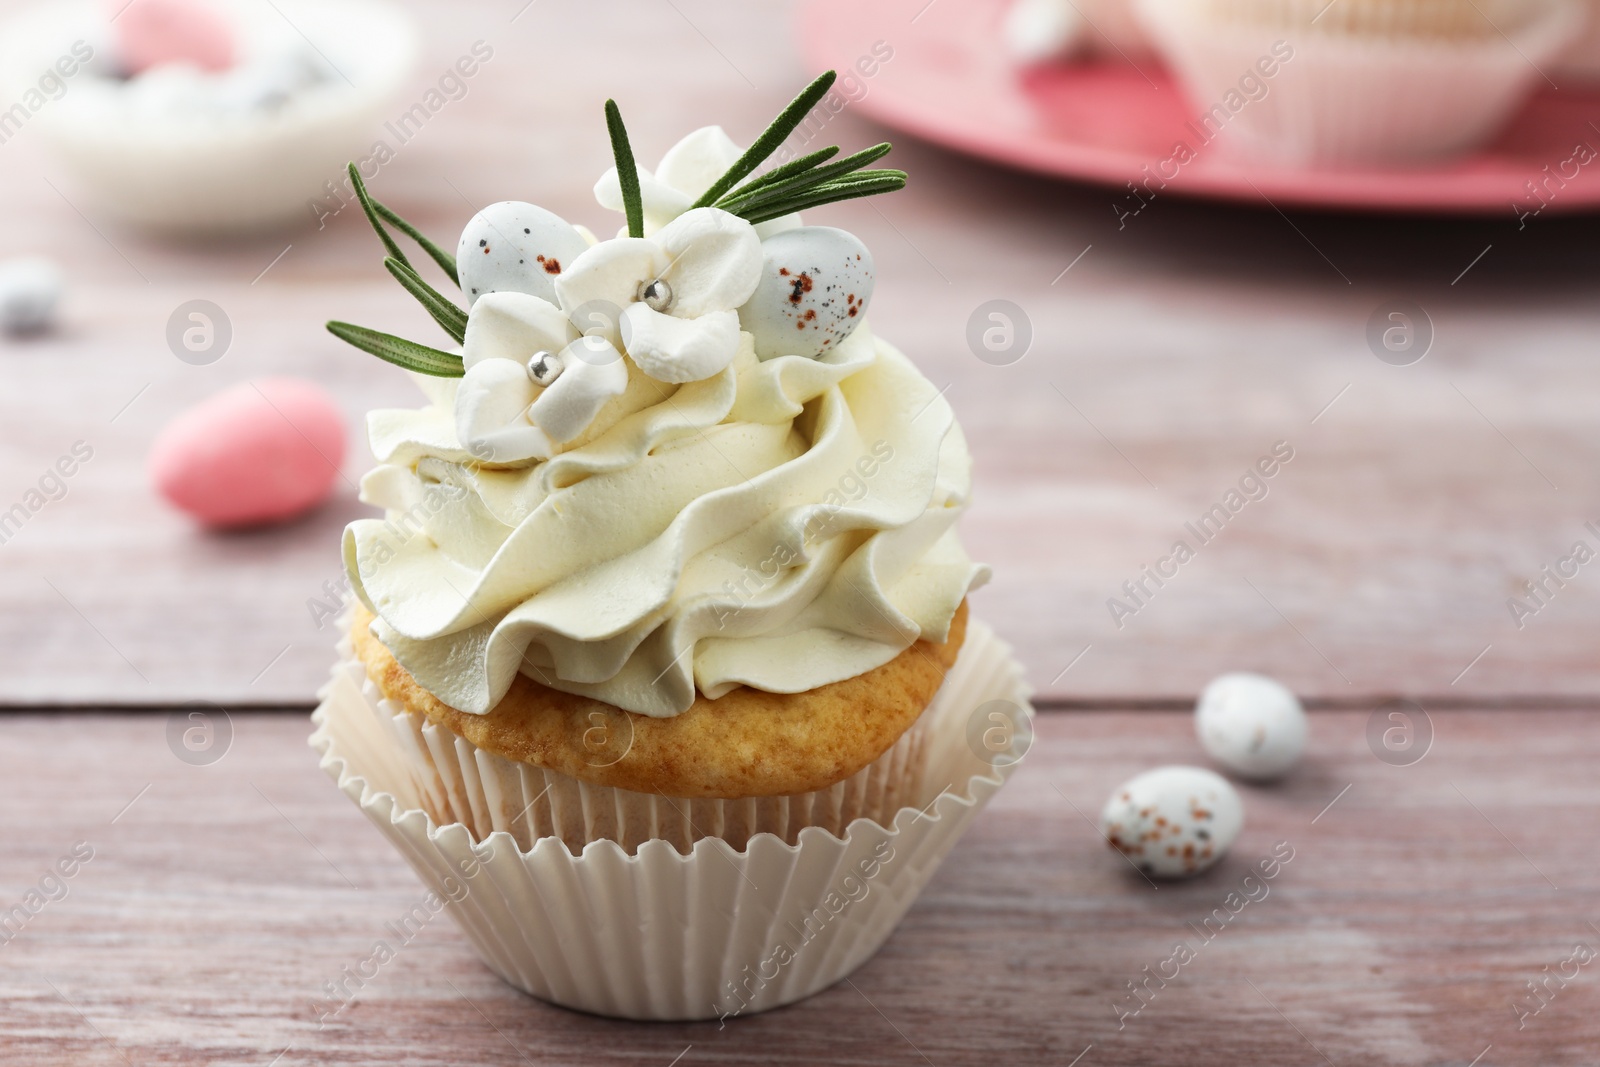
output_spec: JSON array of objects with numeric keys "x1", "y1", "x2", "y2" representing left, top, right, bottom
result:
[
  {"x1": 692, "y1": 70, "x2": 838, "y2": 209},
  {"x1": 326, "y1": 322, "x2": 464, "y2": 377},
  {"x1": 691, "y1": 72, "x2": 906, "y2": 223},
  {"x1": 719, "y1": 146, "x2": 839, "y2": 202},
  {"x1": 740, "y1": 171, "x2": 908, "y2": 225},
  {"x1": 348, "y1": 163, "x2": 408, "y2": 268},
  {"x1": 347, "y1": 163, "x2": 461, "y2": 288},
  {"x1": 605, "y1": 99, "x2": 645, "y2": 239},
  {"x1": 384, "y1": 258, "x2": 467, "y2": 345},
  {"x1": 374, "y1": 201, "x2": 459, "y2": 287},
  {"x1": 328, "y1": 166, "x2": 470, "y2": 369},
  {"x1": 716, "y1": 142, "x2": 893, "y2": 215}
]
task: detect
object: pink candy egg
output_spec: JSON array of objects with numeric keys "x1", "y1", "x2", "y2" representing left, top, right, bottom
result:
[
  {"x1": 150, "y1": 378, "x2": 346, "y2": 528},
  {"x1": 113, "y1": 0, "x2": 237, "y2": 75}
]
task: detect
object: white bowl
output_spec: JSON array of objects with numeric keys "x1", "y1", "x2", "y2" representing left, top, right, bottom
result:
[{"x1": 0, "y1": 0, "x2": 418, "y2": 235}]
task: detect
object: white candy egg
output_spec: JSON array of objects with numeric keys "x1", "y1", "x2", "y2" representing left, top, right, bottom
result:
[
  {"x1": 125, "y1": 63, "x2": 212, "y2": 120},
  {"x1": 1196, "y1": 672, "x2": 1307, "y2": 780},
  {"x1": 458, "y1": 202, "x2": 589, "y2": 308},
  {"x1": 0, "y1": 258, "x2": 63, "y2": 335},
  {"x1": 1100, "y1": 766, "x2": 1242, "y2": 879},
  {"x1": 213, "y1": 46, "x2": 331, "y2": 114},
  {"x1": 739, "y1": 226, "x2": 873, "y2": 361},
  {"x1": 1003, "y1": 0, "x2": 1086, "y2": 65}
]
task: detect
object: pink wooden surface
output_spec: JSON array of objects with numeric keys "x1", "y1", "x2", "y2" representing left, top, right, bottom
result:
[{"x1": 2, "y1": 707, "x2": 1596, "y2": 1065}]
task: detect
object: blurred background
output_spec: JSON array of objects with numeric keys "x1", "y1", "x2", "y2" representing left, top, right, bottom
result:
[{"x1": 2, "y1": 0, "x2": 1598, "y2": 711}]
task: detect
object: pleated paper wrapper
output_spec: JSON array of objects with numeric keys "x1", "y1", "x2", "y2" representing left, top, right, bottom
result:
[
  {"x1": 1135, "y1": 0, "x2": 1582, "y2": 165},
  {"x1": 310, "y1": 618, "x2": 1032, "y2": 1021}
]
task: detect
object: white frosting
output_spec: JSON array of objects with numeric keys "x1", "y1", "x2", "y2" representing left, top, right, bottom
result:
[
  {"x1": 344, "y1": 322, "x2": 988, "y2": 717},
  {"x1": 344, "y1": 122, "x2": 986, "y2": 718}
]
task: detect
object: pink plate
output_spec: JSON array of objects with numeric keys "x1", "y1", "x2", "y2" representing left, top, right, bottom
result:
[{"x1": 797, "y1": 0, "x2": 1600, "y2": 215}]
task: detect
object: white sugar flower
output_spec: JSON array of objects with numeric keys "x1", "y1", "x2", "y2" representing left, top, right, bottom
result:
[
  {"x1": 553, "y1": 207, "x2": 761, "y2": 385},
  {"x1": 594, "y1": 125, "x2": 800, "y2": 237},
  {"x1": 455, "y1": 292, "x2": 628, "y2": 464}
]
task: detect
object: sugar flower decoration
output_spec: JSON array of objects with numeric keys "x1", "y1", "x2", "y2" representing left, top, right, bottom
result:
[
  {"x1": 554, "y1": 207, "x2": 761, "y2": 385},
  {"x1": 326, "y1": 70, "x2": 909, "y2": 442},
  {"x1": 455, "y1": 292, "x2": 628, "y2": 463}
]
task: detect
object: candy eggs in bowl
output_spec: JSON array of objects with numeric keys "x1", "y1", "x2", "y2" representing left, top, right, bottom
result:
[{"x1": 0, "y1": 0, "x2": 418, "y2": 234}]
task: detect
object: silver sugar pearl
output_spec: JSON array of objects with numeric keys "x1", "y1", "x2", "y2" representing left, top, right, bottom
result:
[
  {"x1": 527, "y1": 349, "x2": 565, "y2": 384},
  {"x1": 640, "y1": 278, "x2": 673, "y2": 313}
]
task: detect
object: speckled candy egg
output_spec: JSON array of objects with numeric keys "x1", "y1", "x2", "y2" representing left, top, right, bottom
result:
[
  {"x1": 0, "y1": 257, "x2": 63, "y2": 335},
  {"x1": 458, "y1": 202, "x2": 589, "y2": 308},
  {"x1": 1100, "y1": 766, "x2": 1243, "y2": 879},
  {"x1": 739, "y1": 226, "x2": 874, "y2": 360},
  {"x1": 1196, "y1": 672, "x2": 1308, "y2": 780}
]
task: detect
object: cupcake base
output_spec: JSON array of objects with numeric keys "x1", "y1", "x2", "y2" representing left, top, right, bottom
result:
[
  {"x1": 331, "y1": 644, "x2": 935, "y2": 854},
  {"x1": 310, "y1": 618, "x2": 1032, "y2": 1021}
]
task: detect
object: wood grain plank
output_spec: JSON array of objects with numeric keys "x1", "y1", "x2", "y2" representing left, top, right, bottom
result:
[
  {"x1": 3, "y1": 0, "x2": 1600, "y2": 705},
  {"x1": 0, "y1": 708, "x2": 1596, "y2": 1065}
]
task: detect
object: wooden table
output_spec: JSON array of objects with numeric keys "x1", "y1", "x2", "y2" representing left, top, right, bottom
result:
[
  {"x1": 5, "y1": 709, "x2": 1597, "y2": 1066},
  {"x1": 1, "y1": 0, "x2": 1597, "y2": 1062}
]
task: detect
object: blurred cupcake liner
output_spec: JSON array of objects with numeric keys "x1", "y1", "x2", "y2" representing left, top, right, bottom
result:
[
  {"x1": 1078, "y1": 0, "x2": 1159, "y2": 56},
  {"x1": 1136, "y1": 0, "x2": 1583, "y2": 165},
  {"x1": 310, "y1": 618, "x2": 1032, "y2": 1021},
  {"x1": 1181, "y1": 0, "x2": 1552, "y2": 37},
  {"x1": 1554, "y1": 0, "x2": 1600, "y2": 79}
]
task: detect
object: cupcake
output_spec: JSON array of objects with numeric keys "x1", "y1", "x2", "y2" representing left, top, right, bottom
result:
[
  {"x1": 1134, "y1": 0, "x2": 1583, "y2": 164},
  {"x1": 310, "y1": 71, "x2": 1033, "y2": 1021},
  {"x1": 0, "y1": 0, "x2": 416, "y2": 233}
]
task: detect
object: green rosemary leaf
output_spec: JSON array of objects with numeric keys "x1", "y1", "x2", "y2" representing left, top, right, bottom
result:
[
  {"x1": 384, "y1": 258, "x2": 468, "y2": 345},
  {"x1": 605, "y1": 99, "x2": 645, "y2": 239},
  {"x1": 326, "y1": 321, "x2": 464, "y2": 377},
  {"x1": 374, "y1": 201, "x2": 460, "y2": 288},
  {"x1": 718, "y1": 142, "x2": 894, "y2": 215},
  {"x1": 718, "y1": 146, "x2": 839, "y2": 203},
  {"x1": 347, "y1": 164, "x2": 410, "y2": 270},
  {"x1": 740, "y1": 171, "x2": 908, "y2": 224},
  {"x1": 692, "y1": 70, "x2": 839, "y2": 209}
]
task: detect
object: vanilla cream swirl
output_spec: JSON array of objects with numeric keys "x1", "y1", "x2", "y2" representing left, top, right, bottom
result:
[{"x1": 343, "y1": 321, "x2": 988, "y2": 717}]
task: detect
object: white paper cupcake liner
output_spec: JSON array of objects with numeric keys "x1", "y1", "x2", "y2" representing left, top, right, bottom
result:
[
  {"x1": 310, "y1": 619, "x2": 1032, "y2": 1021},
  {"x1": 1087, "y1": 0, "x2": 1158, "y2": 56},
  {"x1": 1554, "y1": 0, "x2": 1600, "y2": 79},
  {"x1": 325, "y1": 651, "x2": 935, "y2": 855},
  {"x1": 1135, "y1": 0, "x2": 1583, "y2": 165}
]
